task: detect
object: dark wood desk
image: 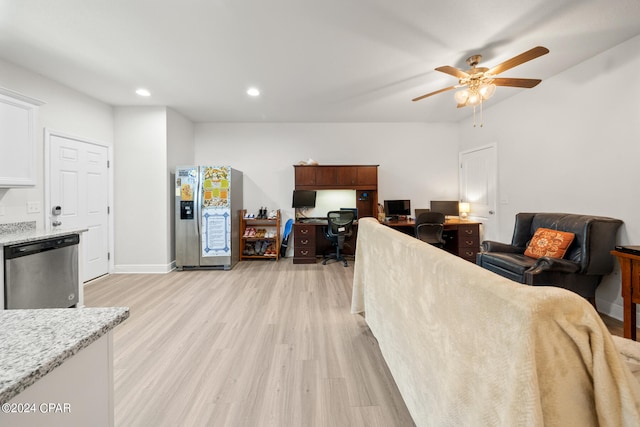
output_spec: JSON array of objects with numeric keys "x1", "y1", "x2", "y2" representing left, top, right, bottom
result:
[
  {"x1": 611, "y1": 250, "x2": 640, "y2": 340},
  {"x1": 291, "y1": 218, "x2": 481, "y2": 264},
  {"x1": 292, "y1": 221, "x2": 357, "y2": 264},
  {"x1": 383, "y1": 218, "x2": 481, "y2": 262}
]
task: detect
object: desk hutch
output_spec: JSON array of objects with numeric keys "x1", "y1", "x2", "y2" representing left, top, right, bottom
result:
[
  {"x1": 292, "y1": 164, "x2": 481, "y2": 264},
  {"x1": 292, "y1": 165, "x2": 378, "y2": 264}
]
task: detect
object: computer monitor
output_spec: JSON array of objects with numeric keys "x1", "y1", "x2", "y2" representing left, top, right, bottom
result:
[
  {"x1": 430, "y1": 200, "x2": 459, "y2": 217},
  {"x1": 414, "y1": 208, "x2": 430, "y2": 219},
  {"x1": 292, "y1": 190, "x2": 317, "y2": 208},
  {"x1": 384, "y1": 200, "x2": 411, "y2": 217}
]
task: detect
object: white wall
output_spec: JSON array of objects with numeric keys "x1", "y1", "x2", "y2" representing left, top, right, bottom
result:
[
  {"x1": 0, "y1": 62, "x2": 194, "y2": 274},
  {"x1": 0, "y1": 59, "x2": 113, "y2": 228},
  {"x1": 194, "y1": 122, "x2": 459, "y2": 224},
  {"x1": 113, "y1": 107, "x2": 169, "y2": 272},
  {"x1": 167, "y1": 108, "x2": 195, "y2": 264},
  {"x1": 4, "y1": 34, "x2": 638, "y2": 321},
  {"x1": 458, "y1": 34, "x2": 640, "y2": 319}
]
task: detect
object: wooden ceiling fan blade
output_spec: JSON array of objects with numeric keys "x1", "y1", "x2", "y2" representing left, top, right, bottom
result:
[
  {"x1": 493, "y1": 77, "x2": 542, "y2": 88},
  {"x1": 487, "y1": 46, "x2": 549, "y2": 76},
  {"x1": 412, "y1": 85, "x2": 457, "y2": 102},
  {"x1": 435, "y1": 66, "x2": 469, "y2": 79}
]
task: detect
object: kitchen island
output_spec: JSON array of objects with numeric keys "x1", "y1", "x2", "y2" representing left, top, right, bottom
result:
[{"x1": 0, "y1": 306, "x2": 129, "y2": 427}]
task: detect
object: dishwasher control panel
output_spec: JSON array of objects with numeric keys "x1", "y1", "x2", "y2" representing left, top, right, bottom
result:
[{"x1": 4, "y1": 234, "x2": 80, "y2": 259}]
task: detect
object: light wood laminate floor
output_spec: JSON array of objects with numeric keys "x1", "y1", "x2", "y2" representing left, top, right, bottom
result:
[
  {"x1": 84, "y1": 259, "x2": 415, "y2": 427},
  {"x1": 85, "y1": 259, "x2": 634, "y2": 426}
]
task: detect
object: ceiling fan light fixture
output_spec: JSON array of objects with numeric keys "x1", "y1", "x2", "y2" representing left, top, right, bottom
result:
[
  {"x1": 466, "y1": 92, "x2": 481, "y2": 107},
  {"x1": 479, "y1": 83, "x2": 496, "y2": 100},
  {"x1": 411, "y1": 46, "x2": 550, "y2": 124},
  {"x1": 454, "y1": 89, "x2": 469, "y2": 105}
]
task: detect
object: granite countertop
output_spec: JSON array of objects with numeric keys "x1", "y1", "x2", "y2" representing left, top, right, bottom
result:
[
  {"x1": 0, "y1": 227, "x2": 88, "y2": 247},
  {"x1": 0, "y1": 307, "x2": 129, "y2": 403}
]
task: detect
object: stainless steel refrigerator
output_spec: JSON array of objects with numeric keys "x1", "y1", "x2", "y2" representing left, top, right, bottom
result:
[{"x1": 175, "y1": 166, "x2": 243, "y2": 270}]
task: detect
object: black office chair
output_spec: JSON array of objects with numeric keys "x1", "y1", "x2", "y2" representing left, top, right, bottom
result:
[
  {"x1": 322, "y1": 210, "x2": 355, "y2": 267},
  {"x1": 415, "y1": 212, "x2": 446, "y2": 248}
]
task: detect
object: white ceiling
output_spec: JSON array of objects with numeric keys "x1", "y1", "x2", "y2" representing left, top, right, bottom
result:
[{"x1": 1, "y1": 0, "x2": 640, "y2": 123}]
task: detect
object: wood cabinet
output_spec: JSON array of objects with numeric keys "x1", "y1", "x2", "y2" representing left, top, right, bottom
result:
[
  {"x1": 315, "y1": 167, "x2": 337, "y2": 186},
  {"x1": 292, "y1": 223, "x2": 317, "y2": 264},
  {"x1": 337, "y1": 167, "x2": 357, "y2": 185},
  {"x1": 294, "y1": 165, "x2": 378, "y2": 190},
  {"x1": 356, "y1": 166, "x2": 377, "y2": 186},
  {"x1": 443, "y1": 222, "x2": 480, "y2": 262},
  {"x1": 239, "y1": 209, "x2": 281, "y2": 260},
  {"x1": 294, "y1": 164, "x2": 378, "y2": 220},
  {"x1": 0, "y1": 88, "x2": 44, "y2": 187},
  {"x1": 294, "y1": 166, "x2": 316, "y2": 186}
]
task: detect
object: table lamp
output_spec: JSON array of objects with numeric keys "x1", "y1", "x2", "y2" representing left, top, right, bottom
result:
[{"x1": 459, "y1": 202, "x2": 470, "y2": 220}]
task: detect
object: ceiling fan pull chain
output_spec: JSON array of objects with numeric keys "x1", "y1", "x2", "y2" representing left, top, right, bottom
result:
[{"x1": 480, "y1": 99, "x2": 484, "y2": 127}]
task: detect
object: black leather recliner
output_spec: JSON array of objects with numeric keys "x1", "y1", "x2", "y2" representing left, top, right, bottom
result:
[{"x1": 476, "y1": 213, "x2": 623, "y2": 302}]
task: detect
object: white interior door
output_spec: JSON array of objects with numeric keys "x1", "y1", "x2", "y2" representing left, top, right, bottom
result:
[
  {"x1": 49, "y1": 133, "x2": 109, "y2": 282},
  {"x1": 459, "y1": 144, "x2": 498, "y2": 241}
]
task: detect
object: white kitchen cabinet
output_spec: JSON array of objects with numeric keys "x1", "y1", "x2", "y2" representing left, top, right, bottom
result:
[{"x1": 0, "y1": 88, "x2": 44, "y2": 187}]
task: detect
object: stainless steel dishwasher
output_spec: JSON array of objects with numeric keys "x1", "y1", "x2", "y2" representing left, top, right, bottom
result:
[{"x1": 4, "y1": 234, "x2": 79, "y2": 309}]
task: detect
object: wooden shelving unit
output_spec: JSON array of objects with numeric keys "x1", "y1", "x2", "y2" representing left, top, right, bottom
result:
[{"x1": 239, "y1": 209, "x2": 281, "y2": 261}]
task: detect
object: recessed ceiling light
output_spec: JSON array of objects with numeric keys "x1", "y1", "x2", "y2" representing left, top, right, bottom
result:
[
  {"x1": 136, "y1": 88, "x2": 151, "y2": 97},
  {"x1": 247, "y1": 87, "x2": 260, "y2": 97}
]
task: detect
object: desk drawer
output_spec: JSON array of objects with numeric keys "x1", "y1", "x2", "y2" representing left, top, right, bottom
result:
[
  {"x1": 449, "y1": 223, "x2": 480, "y2": 263},
  {"x1": 457, "y1": 224, "x2": 479, "y2": 238},
  {"x1": 294, "y1": 236, "x2": 315, "y2": 248},
  {"x1": 458, "y1": 235, "x2": 479, "y2": 249},
  {"x1": 293, "y1": 247, "x2": 316, "y2": 263},
  {"x1": 294, "y1": 224, "x2": 315, "y2": 237},
  {"x1": 293, "y1": 224, "x2": 317, "y2": 264},
  {"x1": 458, "y1": 249, "x2": 478, "y2": 262},
  {"x1": 294, "y1": 236, "x2": 316, "y2": 257}
]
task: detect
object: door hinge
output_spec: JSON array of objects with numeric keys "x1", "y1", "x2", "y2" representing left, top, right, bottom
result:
[
  {"x1": 108, "y1": 252, "x2": 111, "y2": 260},
  {"x1": 107, "y1": 160, "x2": 110, "y2": 168},
  {"x1": 107, "y1": 206, "x2": 110, "y2": 214}
]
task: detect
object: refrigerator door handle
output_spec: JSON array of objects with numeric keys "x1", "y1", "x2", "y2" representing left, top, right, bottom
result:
[{"x1": 196, "y1": 168, "x2": 202, "y2": 237}]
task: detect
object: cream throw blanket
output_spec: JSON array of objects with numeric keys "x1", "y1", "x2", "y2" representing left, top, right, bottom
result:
[{"x1": 352, "y1": 218, "x2": 640, "y2": 426}]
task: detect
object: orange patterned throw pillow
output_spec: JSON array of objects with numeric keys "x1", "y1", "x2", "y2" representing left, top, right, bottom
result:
[{"x1": 524, "y1": 228, "x2": 575, "y2": 259}]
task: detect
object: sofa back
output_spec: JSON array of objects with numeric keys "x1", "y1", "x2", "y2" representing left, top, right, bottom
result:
[
  {"x1": 352, "y1": 218, "x2": 640, "y2": 425},
  {"x1": 511, "y1": 212, "x2": 622, "y2": 275}
]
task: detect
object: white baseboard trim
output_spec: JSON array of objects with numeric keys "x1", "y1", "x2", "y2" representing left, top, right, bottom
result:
[
  {"x1": 113, "y1": 263, "x2": 174, "y2": 274},
  {"x1": 596, "y1": 298, "x2": 640, "y2": 324}
]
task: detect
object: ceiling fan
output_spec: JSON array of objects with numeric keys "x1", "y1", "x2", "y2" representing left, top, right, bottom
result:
[{"x1": 412, "y1": 46, "x2": 549, "y2": 109}]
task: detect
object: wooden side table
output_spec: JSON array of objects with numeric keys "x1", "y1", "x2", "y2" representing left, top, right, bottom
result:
[{"x1": 611, "y1": 250, "x2": 640, "y2": 340}]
